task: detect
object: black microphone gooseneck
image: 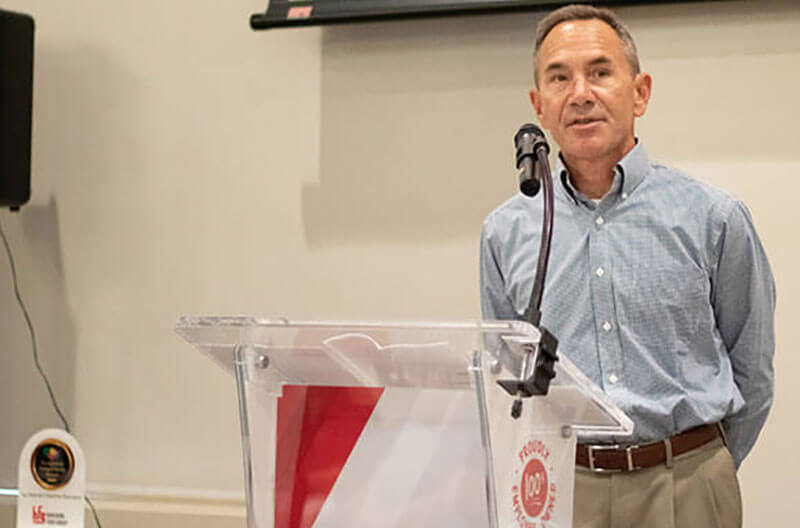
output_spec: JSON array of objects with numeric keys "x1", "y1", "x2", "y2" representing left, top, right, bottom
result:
[
  {"x1": 514, "y1": 124, "x2": 553, "y2": 327},
  {"x1": 498, "y1": 124, "x2": 559, "y2": 419}
]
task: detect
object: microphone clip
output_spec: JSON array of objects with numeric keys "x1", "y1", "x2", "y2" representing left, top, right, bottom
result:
[{"x1": 497, "y1": 326, "x2": 559, "y2": 419}]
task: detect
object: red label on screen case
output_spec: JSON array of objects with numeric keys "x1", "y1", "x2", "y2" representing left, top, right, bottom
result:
[{"x1": 287, "y1": 6, "x2": 313, "y2": 19}]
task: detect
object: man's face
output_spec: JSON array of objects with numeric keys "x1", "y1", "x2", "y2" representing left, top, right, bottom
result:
[{"x1": 530, "y1": 19, "x2": 651, "y2": 164}]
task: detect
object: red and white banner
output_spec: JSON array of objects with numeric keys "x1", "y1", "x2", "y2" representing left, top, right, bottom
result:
[
  {"x1": 270, "y1": 385, "x2": 576, "y2": 528},
  {"x1": 273, "y1": 386, "x2": 487, "y2": 528}
]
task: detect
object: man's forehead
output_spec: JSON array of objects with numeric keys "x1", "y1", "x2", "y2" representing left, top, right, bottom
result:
[{"x1": 538, "y1": 18, "x2": 626, "y2": 65}]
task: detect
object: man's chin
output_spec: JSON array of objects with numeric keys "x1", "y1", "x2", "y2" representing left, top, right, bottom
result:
[{"x1": 560, "y1": 140, "x2": 611, "y2": 162}]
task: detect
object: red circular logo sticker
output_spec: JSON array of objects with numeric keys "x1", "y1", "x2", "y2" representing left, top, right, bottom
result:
[
  {"x1": 511, "y1": 437, "x2": 557, "y2": 527},
  {"x1": 520, "y1": 458, "x2": 549, "y2": 518}
]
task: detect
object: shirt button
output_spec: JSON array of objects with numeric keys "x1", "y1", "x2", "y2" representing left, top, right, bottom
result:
[
  {"x1": 608, "y1": 373, "x2": 618, "y2": 384},
  {"x1": 595, "y1": 267, "x2": 605, "y2": 277},
  {"x1": 602, "y1": 321, "x2": 612, "y2": 332},
  {"x1": 621, "y1": 192, "x2": 628, "y2": 200},
  {"x1": 596, "y1": 216, "x2": 605, "y2": 226}
]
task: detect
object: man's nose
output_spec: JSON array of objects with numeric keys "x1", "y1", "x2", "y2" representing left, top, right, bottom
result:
[{"x1": 569, "y1": 76, "x2": 594, "y2": 105}]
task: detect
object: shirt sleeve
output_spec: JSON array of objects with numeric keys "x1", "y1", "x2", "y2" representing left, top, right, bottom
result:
[
  {"x1": 712, "y1": 200, "x2": 776, "y2": 468},
  {"x1": 480, "y1": 219, "x2": 517, "y2": 320}
]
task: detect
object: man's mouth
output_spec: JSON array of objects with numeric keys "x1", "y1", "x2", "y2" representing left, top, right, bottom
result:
[{"x1": 569, "y1": 117, "x2": 603, "y2": 127}]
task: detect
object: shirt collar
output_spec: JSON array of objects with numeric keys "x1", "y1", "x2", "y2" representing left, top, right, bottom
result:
[{"x1": 556, "y1": 141, "x2": 650, "y2": 206}]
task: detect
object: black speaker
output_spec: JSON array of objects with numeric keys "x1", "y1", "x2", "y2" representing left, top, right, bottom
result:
[{"x1": 0, "y1": 9, "x2": 34, "y2": 211}]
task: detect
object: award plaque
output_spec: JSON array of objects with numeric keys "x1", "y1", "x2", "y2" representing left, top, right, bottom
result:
[
  {"x1": 31, "y1": 439, "x2": 76, "y2": 491},
  {"x1": 16, "y1": 429, "x2": 86, "y2": 528}
]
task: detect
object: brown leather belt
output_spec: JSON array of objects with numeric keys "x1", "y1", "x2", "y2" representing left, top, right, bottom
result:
[{"x1": 576, "y1": 423, "x2": 721, "y2": 472}]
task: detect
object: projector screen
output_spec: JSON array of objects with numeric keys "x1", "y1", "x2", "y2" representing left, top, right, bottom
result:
[{"x1": 251, "y1": 0, "x2": 715, "y2": 29}]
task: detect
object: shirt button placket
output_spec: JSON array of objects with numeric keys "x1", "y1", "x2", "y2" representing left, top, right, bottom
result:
[{"x1": 589, "y1": 213, "x2": 623, "y2": 392}]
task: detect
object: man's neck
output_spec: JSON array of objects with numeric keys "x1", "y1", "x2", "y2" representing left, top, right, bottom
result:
[
  {"x1": 563, "y1": 157, "x2": 616, "y2": 199},
  {"x1": 562, "y1": 140, "x2": 637, "y2": 199}
]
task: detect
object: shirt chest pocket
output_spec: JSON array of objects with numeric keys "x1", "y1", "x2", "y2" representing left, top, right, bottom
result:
[{"x1": 613, "y1": 263, "x2": 711, "y2": 357}]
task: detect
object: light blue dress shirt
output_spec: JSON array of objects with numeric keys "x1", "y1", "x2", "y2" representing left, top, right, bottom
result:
[{"x1": 480, "y1": 143, "x2": 775, "y2": 467}]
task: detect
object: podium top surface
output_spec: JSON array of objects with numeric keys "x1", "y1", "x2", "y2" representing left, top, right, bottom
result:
[
  {"x1": 175, "y1": 316, "x2": 634, "y2": 437},
  {"x1": 176, "y1": 315, "x2": 536, "y2": 381}
]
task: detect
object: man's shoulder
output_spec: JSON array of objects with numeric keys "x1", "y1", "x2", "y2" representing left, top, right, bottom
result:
[
  {"x1": 482, "y1": 193, "x2": 534, "y2": 233},
  {"x1": 646, "y1": 161, "x2": 739, "y2": 217}
]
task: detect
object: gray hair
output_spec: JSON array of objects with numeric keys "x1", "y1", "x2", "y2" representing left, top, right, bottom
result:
[{"x1": 533, "y1": 4, "x2": 641, "y2": 87}]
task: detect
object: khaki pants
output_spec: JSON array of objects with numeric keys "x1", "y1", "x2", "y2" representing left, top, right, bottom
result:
[{"x1": 574, "y1": 437, "x2": 742, "y2": 528}]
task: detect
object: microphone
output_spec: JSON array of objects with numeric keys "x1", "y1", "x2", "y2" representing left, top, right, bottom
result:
[
  {"x1": 514, "y1": 124, "x2": 550, "y2": 197},
  {"x1": 498, "y1": 123, "x2": 559, "y2": 419}
]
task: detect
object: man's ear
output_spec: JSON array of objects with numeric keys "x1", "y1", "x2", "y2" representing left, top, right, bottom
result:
[
  {"x1": 633, "y1": 73, "x2": 652, "y2": 118},
  {"x1": 529, "y1": 88, "x2": 544, "y2": 121}
]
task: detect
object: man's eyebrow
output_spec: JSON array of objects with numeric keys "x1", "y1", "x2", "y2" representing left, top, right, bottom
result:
[
  {"x1": 544, "y1": 62, "x2": 567, "y2": 73},
  {"x1": 543, "y1": 56, "x2": 613, "y2": 73},
  {"x1": 588, "y1": 56, "x2": 613, "y2": 67}
]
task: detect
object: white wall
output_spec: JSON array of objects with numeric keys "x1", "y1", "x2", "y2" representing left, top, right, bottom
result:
[
  {"x1": 0, "y1": 0, "x2": 323, "y2": 519},
  {"x1": 0, "y1": 0, "x2": 798, "y2": 526}
]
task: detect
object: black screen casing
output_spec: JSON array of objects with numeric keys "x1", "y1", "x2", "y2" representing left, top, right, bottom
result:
[{"x1": 0, "y1": 9, "x2": 34, "y2": 210}]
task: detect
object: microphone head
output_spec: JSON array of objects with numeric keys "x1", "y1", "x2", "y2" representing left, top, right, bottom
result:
[
  {"x1": 514, "y1": 124, "x2": 549, "y2": 156},
  {"x1": 514, "y1": 123, "x2": 545, "y2": 148},
  {"x1": 515, "y1": 123, "x2": 549, "y2": 197}
]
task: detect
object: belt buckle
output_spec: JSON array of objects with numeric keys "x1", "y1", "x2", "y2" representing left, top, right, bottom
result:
[
  {"x1": 587, "y1": 444, "x2": 621, "y2": 473},
  {"x1": 587, "y1": 444, "x2": 640, "y2": 472}
]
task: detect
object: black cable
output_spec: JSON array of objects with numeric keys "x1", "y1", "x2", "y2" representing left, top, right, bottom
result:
[
  {"x1": 0, "y1": 218, "x2": 104, "y2": 528},
  {"x1": 0, "y1": 219, "x2": 70, "y2": 432},
  {"x1": 85, "y1": 496, "x2": 103, "y2": 528}
]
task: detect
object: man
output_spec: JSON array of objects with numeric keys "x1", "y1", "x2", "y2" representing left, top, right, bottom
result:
[{"x1": 480, "y1": 4, "x2": 775, "y2": 527}]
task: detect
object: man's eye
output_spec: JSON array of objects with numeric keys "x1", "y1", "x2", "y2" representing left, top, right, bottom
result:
[
  {"x1": 595, "y1": 69, "x2": 611, "y2": 78},
  {"x1": 551, "y1": 74, "x2": 567, "y2": 83}
]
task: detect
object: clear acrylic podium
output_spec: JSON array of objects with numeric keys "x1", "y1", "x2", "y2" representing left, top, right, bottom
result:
[{"x1": 176, "y1": 316, "x2": 633, "y2": 528}]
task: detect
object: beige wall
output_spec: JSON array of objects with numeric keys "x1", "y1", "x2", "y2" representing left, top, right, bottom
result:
[{"x1": 0, "y1": 0, "x2": 797, "y2": 525}]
